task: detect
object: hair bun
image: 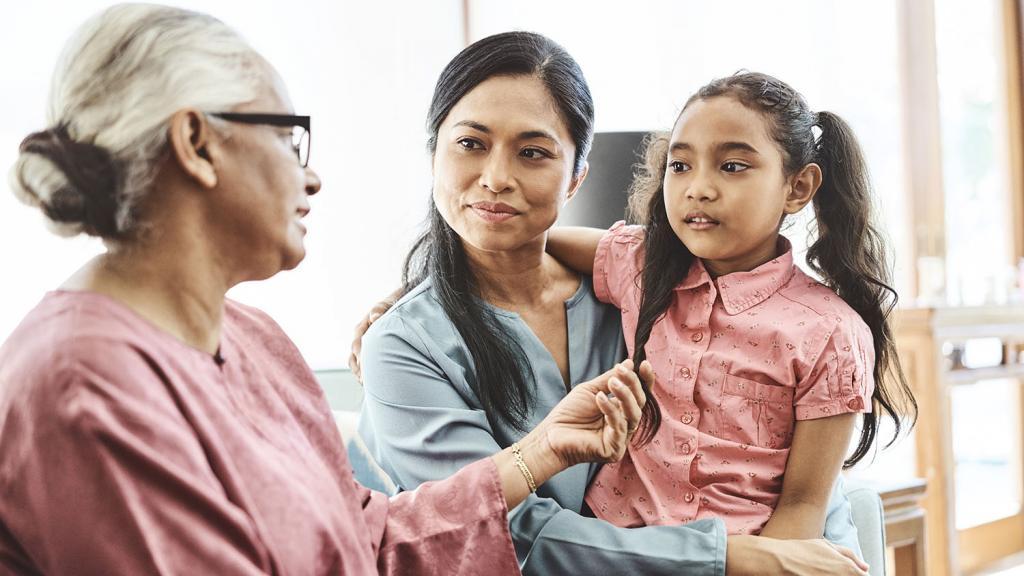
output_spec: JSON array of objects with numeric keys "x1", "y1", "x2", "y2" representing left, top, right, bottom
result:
[{"x1": 11, "y1": 125, "x2": 122, "y2": 237}]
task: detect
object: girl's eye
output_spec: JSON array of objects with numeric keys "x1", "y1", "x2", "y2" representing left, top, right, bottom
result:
[
  {"x1": 668, "y1": 160, "x2": 690, "y2": 173},
  {"x1": 457, "y1": 138, "x2": 483, "y2": 150},
  {"x1": 722, "y1": 161, "x2": 750, "y2": 173},
  {"x1": 521, "y1": 147, "x2": 550, "y2": 160}
]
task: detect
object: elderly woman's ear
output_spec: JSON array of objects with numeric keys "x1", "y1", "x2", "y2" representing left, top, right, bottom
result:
[{"x1": 168, "y1": 109, "x2": 218, "y2": 189}]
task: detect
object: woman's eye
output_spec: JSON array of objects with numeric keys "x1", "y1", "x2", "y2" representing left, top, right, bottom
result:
[
  {"x1": 457, "y1": 138, "x2": 482, "y2": 150},
  {"x1": 722, "y1": 161, "x2": 750, "y2": 173},
  {"x1": 668, "y1": 160, "x2": 690, "y2": 173}
]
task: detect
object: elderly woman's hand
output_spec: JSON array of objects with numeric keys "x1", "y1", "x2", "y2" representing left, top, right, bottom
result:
[
  {"x1": 537, "y1": 359, "x2": 654, "y2": 468},
  {"x1": 347, "y1": 289, "x2": 402, "y2": 382}
]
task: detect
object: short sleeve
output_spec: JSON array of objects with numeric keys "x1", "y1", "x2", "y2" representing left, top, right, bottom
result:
[
  {"x1": 593, "y1": 221, "x2": 646, "y2": 309},
  {"x1": 794, "y1": 317, "x2": 876, "y2": 420}
]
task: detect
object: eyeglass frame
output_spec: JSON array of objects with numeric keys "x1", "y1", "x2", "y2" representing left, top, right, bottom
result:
[{"x1": 209, "y1": 112, "x2": 311, "y2": 168}]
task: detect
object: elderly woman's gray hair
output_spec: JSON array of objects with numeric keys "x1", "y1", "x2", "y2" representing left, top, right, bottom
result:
[{"x1": 10, "y1": 3, "x2": 265, "y2": 238}]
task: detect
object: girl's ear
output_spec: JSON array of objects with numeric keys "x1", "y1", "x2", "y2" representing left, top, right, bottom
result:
[{"x1": 785, "y1": 162, "x2": 822, "y2": 214}]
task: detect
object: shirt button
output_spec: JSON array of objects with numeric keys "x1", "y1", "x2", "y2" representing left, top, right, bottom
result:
[
  {"x1": 684, "y1": 492, "x2": 695, "y2": 503},
  {"x1": 691, "y1": 332, "x2": 704, "y2": 343},
  {"x1": 681, "y1": 414, "x2": 694, "y2": 425}
]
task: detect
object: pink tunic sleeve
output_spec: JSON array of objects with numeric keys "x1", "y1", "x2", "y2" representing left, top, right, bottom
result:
[
  {"x1": 360, "y1": 458, "x2": 520, "y2": 575},
  {"x1": 0, "y1": 293, "x2": 520, "y2": 576}
]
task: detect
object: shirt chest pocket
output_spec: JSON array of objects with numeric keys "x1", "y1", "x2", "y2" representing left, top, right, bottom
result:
[{"x1": 716, "y1": 374, "x2": 795, "y2": 449}]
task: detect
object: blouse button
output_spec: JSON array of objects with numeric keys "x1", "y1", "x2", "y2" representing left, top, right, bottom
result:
[
  {"x1": 691, "y1": 331, "x2": 704, "y2": 343},
  {"x1": 684, "y1": 492, "x2": 695, "y2": 503}
]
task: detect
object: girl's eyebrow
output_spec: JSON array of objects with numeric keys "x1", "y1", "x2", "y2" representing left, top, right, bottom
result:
[{"x1": 669, "y1": 141, "x2": 760, "y2": 155}]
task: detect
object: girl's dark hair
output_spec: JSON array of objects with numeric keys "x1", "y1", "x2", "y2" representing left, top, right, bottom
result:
[
  {"x1": 628, "y1": 72, "x2": 917, "y2": 466},
  {"x1": 404, "y1": 32, "x2": 662, "y2": 439}
]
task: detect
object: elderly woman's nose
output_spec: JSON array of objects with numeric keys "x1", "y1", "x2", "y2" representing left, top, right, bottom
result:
[
  {"x1": 478, "y1": 152, "x2": 514, "y2": 194},
  {"x1": 305, "y1": 167, "x2": 322, "y2": 196}
]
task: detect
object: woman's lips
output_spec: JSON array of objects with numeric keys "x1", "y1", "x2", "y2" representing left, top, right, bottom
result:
[{"x1": 470, "y1": 202, "x2": 520, "y2": 223}]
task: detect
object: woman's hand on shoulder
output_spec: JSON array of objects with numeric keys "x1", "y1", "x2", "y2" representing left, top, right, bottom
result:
[{"x1": 726, "y1": 535, "x2": 869, "y2": 576}]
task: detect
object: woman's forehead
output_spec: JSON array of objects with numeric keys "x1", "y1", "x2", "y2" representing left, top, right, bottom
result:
[{"x1": 445, "y1": 75, "x2": 570, "y2": 141}]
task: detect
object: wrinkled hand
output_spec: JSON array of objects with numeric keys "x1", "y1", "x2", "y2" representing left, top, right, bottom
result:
[
  {"x1": 348, "y1": 298, "x2": 397, "y2": 383},
  {"x1": 538, "y1": 360, "x2": 654, "y2": 468}
]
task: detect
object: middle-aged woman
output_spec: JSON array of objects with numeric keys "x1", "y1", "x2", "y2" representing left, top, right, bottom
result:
[
  {"x1": 355, "y1": 31, "x2": 872, "y2": 576},
  {"x1": 0, "y1": 5, "x2": 650, "y2": 575}
]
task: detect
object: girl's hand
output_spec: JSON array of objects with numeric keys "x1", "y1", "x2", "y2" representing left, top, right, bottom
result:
[
  {"x1": 537, "y1": 360, "x2": 653, "y2": 468},
  {"x1": 726, "y1": 535, "x2": 869, "y2": 575}
]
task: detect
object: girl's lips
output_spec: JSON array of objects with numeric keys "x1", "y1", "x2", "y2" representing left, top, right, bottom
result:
[
  {"x1": 685, "y1": 219, "x2": 719, "y2": 231},
  {"x1": 684, "y1": 212, "x2": 719, "y2": 231}
]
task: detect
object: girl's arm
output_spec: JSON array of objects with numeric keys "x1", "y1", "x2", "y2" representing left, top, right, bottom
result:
[
  {"x1": 546, "y1": 226, "x2": 606, "y2": 274},
  {"x1": 758, "y1": 413, "x2": 857, "y2": 540}
]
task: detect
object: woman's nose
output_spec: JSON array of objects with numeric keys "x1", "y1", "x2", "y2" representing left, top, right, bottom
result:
[{"x1": 478, "y1": 153, "x2": 513, "y2": 194}]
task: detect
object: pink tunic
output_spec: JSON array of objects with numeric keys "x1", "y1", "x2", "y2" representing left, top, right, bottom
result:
[
  {"x1": 0, "y1": 291, "x2": 519, "y2": 575},
  {"x1": 585, "y1": 223, "x2": 874, "y2": 535}
]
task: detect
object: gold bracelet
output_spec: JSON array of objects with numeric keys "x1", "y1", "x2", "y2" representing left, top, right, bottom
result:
[{"x1": 511, "y1": 442, "x2": 537, "y2": 493}]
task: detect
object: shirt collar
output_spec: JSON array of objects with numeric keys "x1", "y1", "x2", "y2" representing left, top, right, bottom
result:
[{"x1": 676, "y1": 237, "x2": 797, "y2": 315}]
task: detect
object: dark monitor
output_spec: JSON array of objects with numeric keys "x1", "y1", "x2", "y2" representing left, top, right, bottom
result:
[{"x1": 557, "y1": 131, "x2": 650, "y2": 228}]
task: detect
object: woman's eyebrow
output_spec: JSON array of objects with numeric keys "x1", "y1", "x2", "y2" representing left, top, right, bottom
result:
[{"x1": 452, "y1": 120, "x2": 558, "y2": 144}]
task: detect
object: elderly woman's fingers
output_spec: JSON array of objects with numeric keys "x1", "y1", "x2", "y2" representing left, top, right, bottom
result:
[
  {"x1": 595, "y1": 391, "x2": 628, "y2": 460},
  {"x1": 609, "y1": 377, "x2": 642, "y2": 436},
  {"x1": 612, "y1": 361, "x2": 647, "y2": 415}
]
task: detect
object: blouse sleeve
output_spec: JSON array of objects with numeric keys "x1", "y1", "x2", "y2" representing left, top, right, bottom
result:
[
  {"x1": 794, "y1": 316, "x2": 876, "y2": 420},
  {"x1": 593, "y1": 221, "x2": 647, "y2": 310}
]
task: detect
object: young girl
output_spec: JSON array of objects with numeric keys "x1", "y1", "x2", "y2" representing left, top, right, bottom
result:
[{"x1": 548, "y1": 71, "x2": 917, "y2": 538}]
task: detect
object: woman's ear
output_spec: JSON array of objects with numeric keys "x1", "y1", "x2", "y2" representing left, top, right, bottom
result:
[
  {"x1": 785, "y1": 162, "x2": 822, "y2": 214},
  {"x1": 167, "y1": 109, "x2": 218, "y2": 189},
  {"x1": 565, "y1": 161, "x2": 590, "y2": 205}
]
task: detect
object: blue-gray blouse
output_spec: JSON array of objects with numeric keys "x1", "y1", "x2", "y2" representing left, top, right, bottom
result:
[{"x1": 358, "y1": 276, "x2": 859, "y2": 575}]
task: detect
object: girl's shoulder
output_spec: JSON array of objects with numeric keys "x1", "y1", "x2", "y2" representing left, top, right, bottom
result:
[{"x1": 778, "y1": 267, "x2": 871, "y2": 335}]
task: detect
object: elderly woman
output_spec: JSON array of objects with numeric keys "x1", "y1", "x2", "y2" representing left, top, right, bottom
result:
[
  {"x1": 0, "y1": 5, "x2": 650, "y2": 575},
  {"x1": 356, "y1": 32, "x2": 871, "y2": 576}
]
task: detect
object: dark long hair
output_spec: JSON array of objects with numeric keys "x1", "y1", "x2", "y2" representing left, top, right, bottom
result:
[
  {"x1": 628, "y1": 72, "x2": 917, "y2": 467},
  {"x1": 402, "y1": 32, "x2": 653, "y2": 435}
]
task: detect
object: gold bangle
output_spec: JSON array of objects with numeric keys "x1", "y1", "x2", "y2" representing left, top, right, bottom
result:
[{"x1": 511, "y1": 442, "x2": 537, "y2": 493}]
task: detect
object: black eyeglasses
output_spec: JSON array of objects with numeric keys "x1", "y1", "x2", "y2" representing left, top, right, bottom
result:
[{"x1": 210, "y1": 112, "x2": 311, "y2": 168}]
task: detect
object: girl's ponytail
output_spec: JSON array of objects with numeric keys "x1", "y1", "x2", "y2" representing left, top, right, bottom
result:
[{"x1": 809, "y1": 111, "x2": 918, "y2": 466}]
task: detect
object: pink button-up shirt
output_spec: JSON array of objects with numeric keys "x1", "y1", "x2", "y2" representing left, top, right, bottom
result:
[{"x1": 585, "y1": 222, "x2": 874, "y2": 535}]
